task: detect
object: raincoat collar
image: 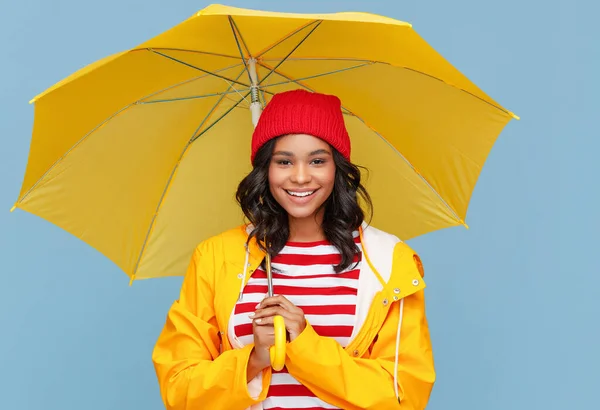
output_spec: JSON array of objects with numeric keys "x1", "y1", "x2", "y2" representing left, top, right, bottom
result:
[{"x1": 239, "y1": 221, "x2": 424, "y2": 300}]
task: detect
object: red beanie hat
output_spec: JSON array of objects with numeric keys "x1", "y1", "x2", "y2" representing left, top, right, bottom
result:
[{"x1": 251, "y1": 89, "x2": 351, "y2": 163}]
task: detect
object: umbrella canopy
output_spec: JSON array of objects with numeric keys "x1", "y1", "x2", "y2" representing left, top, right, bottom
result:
[{"x1": 13, "y1": 4, "x2": 518, "y2": 282}]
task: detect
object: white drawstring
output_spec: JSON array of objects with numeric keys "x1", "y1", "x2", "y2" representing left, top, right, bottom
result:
[
  {"x1": 238, "y1": 244, "x2": 250, "y2": 301},
  {"x1": 394, "y1": 298, "x2": 404, "y2": 403}
]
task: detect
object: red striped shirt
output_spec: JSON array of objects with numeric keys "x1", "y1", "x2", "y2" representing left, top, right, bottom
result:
[{"x1": 230, "y1": 233, "x2": 362, "y2": 409}]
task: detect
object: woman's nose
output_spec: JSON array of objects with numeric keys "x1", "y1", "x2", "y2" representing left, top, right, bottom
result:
[{"x1": 290, "y1": 163, "x2": 311, "y2": 184}]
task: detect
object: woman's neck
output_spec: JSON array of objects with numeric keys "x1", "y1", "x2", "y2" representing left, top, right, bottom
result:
[{"x1": 288, "y1": 212, "x2": 325, "y2": 242}]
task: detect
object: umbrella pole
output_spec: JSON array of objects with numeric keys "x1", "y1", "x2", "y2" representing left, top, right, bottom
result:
[
  {"x1": 266, "y1": 252, "x2": 274, "y2": 297},
  {"x1": 248, "y1": 58, "x2": 262, "y2": 126}
]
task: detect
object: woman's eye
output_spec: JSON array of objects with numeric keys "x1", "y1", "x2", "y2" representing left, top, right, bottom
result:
[
  {"x1": 276, "y1": 159, "x2": 292, "y2": 165},
  {"x1": 311, "y1": 159, "x2": 326, "y2": 165}
]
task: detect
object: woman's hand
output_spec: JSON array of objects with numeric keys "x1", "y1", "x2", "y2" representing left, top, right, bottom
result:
[
  {"x1": 247, "y1": 319, "x2": 276, "y2": 379},
  {"x1": 250, "y1": 295, "x2": 307, "y2": 342},
  {"x1": 246, "y1": 295, "x2": 306, "y2": 380}
]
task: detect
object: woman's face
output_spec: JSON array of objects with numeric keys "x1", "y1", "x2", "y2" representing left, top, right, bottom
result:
[{"x1": 268, "y1": 134, "x2": 336, "y2": 222}]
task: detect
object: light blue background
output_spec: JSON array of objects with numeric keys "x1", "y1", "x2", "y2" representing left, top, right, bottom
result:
[{"x1": 1, "y1": 1, "x2": 598, "y2": 409}]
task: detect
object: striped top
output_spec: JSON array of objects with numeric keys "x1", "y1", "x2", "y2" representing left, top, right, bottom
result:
[{"x1": 230, "y1": 232, "x2": 362, "y2": 409}]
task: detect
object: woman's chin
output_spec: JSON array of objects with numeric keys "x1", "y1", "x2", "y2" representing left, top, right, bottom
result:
[
  {"x1": 283, "y1": 205, "x2": 323, "y2": 221},
  {"x1": 286, "y1": 209, "x2": 317, "y2": 220}
]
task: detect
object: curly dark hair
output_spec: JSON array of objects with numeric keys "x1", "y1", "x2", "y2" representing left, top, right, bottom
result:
[{"x1": 235, "y1": 138, "x2": 373, "y2": 273}]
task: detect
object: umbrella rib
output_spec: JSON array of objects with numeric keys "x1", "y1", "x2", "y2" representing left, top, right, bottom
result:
[
  {"x1": 229, "y1": 16, "x2": 253, "y2": 86},
  {"x1": 136, "y1": 47, "x2": 241, "y2": 60},
  {"x1": 259, "y1": 21, "x2": 322, "y2": 86},
  {"x1": 137, "y1": 61, "x2": 245, "y2": 103},
  {"x1": 263, "y1": 57, "x2": 380, "y2": 63},
  {"x1": 260, "y1": 62, "x2": 373, "y2": 90},
  {"x1": 257, "y1": 61, "x2": 467, "y2": 226},
  {"x1": 228, "y1": 16, "x2": 252, "y2": 58},
  {"x1": 190, "y1": 90, "x2": 252, "y2": 143},
  {"x1": 131, "y1": 67, "x2": 249, "y2": 280},
  {"x1": 255, "y1": 20, "x2": 321, "y2": 58},
  {"x1": 149, "y1": 49, "x2": 250, "y2": 89},
  {"x1": 139, "y1": 88, "x2": 252, "y2": 105}
]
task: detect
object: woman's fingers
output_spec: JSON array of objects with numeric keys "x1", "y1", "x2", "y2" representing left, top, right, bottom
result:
[
  {"x1": 251, "y1": 306, "x2": 281, "y2": 319},
  {"x1": 252, "y1": 295, "x2": 306, "y2": 341},
  {"x1": 257, "y1": 295, "x2": 297, "y2": 311},
  {"x1": 251, "y1": 306, "x2": 295, "y2": 324},
  {"x1": 253, "y1": 315, "x2": 276, "y2": 326}
]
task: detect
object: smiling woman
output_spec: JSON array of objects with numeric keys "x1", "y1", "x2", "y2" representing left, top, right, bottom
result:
[
  {"x1": 269, "y1": 137, "x2": 338, "y2": 222},
  {"x1": 259, "y1": 136, "x2": 339, "y2": 235},
  {"x1": 152, "y1": 89, "x2": 435, "y2": 410},
  {"x1": 273, "y1": 140, "x2": 334, "y2": 221},
  {"x1": 238, "y1": 132, "x2": 370, "y2": 273}
]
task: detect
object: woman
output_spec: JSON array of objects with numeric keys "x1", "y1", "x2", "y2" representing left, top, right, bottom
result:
[{"x1": 152, "y1": 90, "x2": 435, "y2": 409}]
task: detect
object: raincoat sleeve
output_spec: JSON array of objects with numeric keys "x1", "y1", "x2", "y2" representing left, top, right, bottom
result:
[
  {"x1": 152, "y1": 239, "x2": 268, "y2": 410},
  {"x1": 285, "y1": 265, "x2": 435, "y2": 409}
]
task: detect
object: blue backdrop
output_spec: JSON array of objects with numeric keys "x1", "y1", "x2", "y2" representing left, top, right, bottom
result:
[{"x1": 1, "y1": 1, "x2": 598, "y2": 409}]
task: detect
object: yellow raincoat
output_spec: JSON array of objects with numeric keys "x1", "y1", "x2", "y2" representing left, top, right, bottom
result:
[{"x1": 152, "y1": 223, "x2": 435, "y2": 409}]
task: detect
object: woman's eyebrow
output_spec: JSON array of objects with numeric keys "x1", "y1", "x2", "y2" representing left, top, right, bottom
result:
[
  {"x1": 309, "y1": 149, "x2": 331, "y2": 156},
  {"x1": 272, "y1": 149, "x2": 331, "y2": 156}
]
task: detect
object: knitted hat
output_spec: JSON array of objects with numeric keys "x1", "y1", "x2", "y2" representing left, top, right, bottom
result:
[{"x1": 251, "y1": 89, "x2": 351, "y2": 163}]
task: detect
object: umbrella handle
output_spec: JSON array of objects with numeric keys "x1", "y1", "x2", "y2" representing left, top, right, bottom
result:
[
  {"x1": 270, "y1": 315, "x2": 286, "y2": 371},
  {"x1": 264, "y1": 246, "x2": 285, "y2": 371}
]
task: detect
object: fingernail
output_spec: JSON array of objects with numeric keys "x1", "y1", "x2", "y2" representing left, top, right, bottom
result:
[
  {"x1": 255, "y1": 318, "x2": 262, "y2": 324},
  {"x1": 255, "y1": 303, "x2": 260, "y2": 309},
  {"x1": 248, "y1": 312, "x2": 255, "y2": 318}
]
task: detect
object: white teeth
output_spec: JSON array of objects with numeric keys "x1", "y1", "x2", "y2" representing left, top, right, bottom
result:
[{"x1": 286, "y1": 190, "x2": 314, "y2": 197}]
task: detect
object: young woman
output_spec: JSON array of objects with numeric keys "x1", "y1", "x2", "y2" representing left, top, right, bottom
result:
[{"x1": 152, "y1": 90, "x2": 435, "y2": 409}]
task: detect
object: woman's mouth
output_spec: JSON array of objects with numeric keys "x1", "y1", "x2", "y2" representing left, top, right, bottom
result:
[{"x1": 285, "y1": 189, "x2": 317, "y2": 198}]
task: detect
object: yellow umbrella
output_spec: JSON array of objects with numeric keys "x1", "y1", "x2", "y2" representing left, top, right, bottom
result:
[{"x1": 13, "y1": 3, "x2": 518, "y2": 285}]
